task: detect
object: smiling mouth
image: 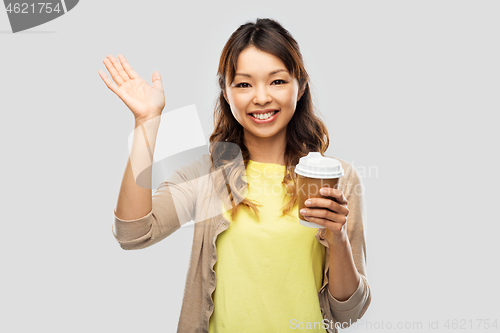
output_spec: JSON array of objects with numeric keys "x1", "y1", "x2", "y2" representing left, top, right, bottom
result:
[{"x1": 249, "y1": 110, "x2": 279, "y2": 120}]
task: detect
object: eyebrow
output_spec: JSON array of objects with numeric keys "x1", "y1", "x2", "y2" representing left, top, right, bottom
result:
[{"x1": 235, "y1": 69, "x2": 288, "y2": 77}]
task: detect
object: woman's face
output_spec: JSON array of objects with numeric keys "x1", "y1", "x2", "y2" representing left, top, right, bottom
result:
[{"x1": 224, "y1": 45, "x2": 304, "y2": 142}]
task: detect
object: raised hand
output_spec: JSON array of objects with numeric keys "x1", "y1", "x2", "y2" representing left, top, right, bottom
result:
[{"x1": 98, "y1": 54, "x2": 165, "y2": 121}]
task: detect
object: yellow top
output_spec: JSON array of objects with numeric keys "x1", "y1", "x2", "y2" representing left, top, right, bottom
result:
[{"x1": 209, "y1": 160, "x2": 326, "y2": 332}]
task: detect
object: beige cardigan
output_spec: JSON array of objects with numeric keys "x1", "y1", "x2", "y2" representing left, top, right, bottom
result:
[{"x1": 112, "y1": 153, "x2": 371, "y2": 332}]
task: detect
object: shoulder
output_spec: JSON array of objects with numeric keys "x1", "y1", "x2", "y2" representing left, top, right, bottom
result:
[
  {"x1": 190, "y1": 153, "x2": 213, "y2": 177},
  {"x1": 167, "y1": 152, "x2": 212, "y2": 183},
  {"x1": 200, "y1": 153, "x2": 212, "y2": 171}
]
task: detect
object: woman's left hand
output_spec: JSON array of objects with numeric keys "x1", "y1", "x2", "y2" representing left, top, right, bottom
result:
[{"x1": 300, "y1": 187, "x2": 349, "y2": 245}]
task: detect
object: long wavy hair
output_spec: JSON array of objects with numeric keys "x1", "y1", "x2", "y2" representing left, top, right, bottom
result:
[{"x1": 207, "y1": 18, "x2": 330, "y2": 221}]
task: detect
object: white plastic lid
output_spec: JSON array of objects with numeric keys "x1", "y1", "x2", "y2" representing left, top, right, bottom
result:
[{"x1": 294, "y1": 152, "x2": 344, "y2": 179}]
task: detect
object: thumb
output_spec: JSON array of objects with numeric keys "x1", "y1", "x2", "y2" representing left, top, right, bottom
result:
[{"x1": 152, "y1": 70, "x2": 163, "y2": 90}]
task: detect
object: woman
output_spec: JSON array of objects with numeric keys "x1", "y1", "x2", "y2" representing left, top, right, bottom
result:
[{"x1": 100, "y1": 18, "x2": 371, "y2": 333}]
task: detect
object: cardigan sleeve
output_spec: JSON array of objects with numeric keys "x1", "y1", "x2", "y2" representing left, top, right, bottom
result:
[
  {"x1": 111, "y1": 156, "x2": 204, "y2": 250},
  {"x1": 319, "y1": 163, "x2": 372, "y2": 330}
]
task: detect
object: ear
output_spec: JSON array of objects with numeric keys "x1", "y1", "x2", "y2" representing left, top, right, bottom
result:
[
  {"x1": 223, "y1": 89, "x2": 229, "y2": 104},
  {"x1": 297, "y1": 84, "x2": 306, "y2": 101}
]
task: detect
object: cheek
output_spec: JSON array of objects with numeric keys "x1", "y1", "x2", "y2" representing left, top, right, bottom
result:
[
  {"x1": 278, "y1": 89, "x2": 298, "y2": 108},
  {"x1": 230, "y1": 99, "x2": 243, "y2": 114},
  {"x1": 228, "y1": 95, "x2": 248, "y2": 121},
  {"x1": 231, "y1": 94, "x2": 251, "y2": 114}
]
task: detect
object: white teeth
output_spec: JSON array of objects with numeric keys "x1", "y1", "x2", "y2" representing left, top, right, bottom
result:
[{"x1": 252, "y1": 111, "x2": 277, "y2": 120}]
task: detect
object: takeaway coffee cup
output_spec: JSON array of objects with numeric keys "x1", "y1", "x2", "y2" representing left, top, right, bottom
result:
[{"x1": 295, "y1": 152, "x2": 344, "y2": 228}]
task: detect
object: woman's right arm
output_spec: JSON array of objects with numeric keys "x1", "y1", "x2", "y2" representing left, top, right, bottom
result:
[
  {"x1": 99, "y1": 54, "x2": 187, "y2": 250},
  {"x1": 111, "y1": 119, "x2": 186, "y2": 250},
  {"x1": 115, "y1": 116, "x2": 160, "y2": 221}
]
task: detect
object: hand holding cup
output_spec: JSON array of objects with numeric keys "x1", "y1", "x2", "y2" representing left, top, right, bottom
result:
[
  {"x1": 295, "y1": 152, "x2": 346, "y2": 244},
  {"x1": 300, "y1": 187, "x2": 349, "y2": 244}
]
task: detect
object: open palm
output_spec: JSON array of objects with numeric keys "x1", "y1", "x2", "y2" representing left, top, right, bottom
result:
[{"x1": 98, "y1": 54, "x2": 165, "y2": 121}]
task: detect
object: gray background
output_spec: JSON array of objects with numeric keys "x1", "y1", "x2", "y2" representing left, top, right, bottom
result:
[{"x1": 1, "y1": 1, "x2": 499, "y2": 332}]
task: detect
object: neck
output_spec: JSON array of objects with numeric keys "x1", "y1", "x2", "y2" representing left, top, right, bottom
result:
[{"x1": 243, "y1": 129, "x2": 287, "y2": 166}]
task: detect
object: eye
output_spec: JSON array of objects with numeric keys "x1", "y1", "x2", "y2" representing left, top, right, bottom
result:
[
  {"x1": 235, "y1": 82, "x2": 250, "y2": 88},
  {"x1": 272, "y1": 79, "x2": 287, "y2": 85}
]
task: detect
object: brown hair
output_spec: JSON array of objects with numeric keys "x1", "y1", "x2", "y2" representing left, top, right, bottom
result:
[{"x1": 207, "y1": 18, "x2": 330, "y2": 221}]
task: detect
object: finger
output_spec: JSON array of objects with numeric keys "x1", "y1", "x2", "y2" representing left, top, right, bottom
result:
[
  {"x1": 102, "y1": 57, "x2": 124, "y2": 86},
  {"x1": 305, "y1": 197, "x2": 349, "y2": 216},
  {"x1": 151, "y1": 70, "x2": 163, "y2": 90},
  {"x1": 303, "y1": 216, "x2": 343, "y2": 232},
  {"x1": 98, "y1": 70, "x2": 122, "y2": 96},
  {"x1": 117, "y1": 54, "x2": 140, "y2": 80},
  {"x1": 106, "y1": 54, "x2": 130, "y2": 82},
  {"x1": 304, "y1": 209, "x2": 347, "y2": 225},
  {"x1": 320, "y1": 187, "x2": 348, "y2": 205}
]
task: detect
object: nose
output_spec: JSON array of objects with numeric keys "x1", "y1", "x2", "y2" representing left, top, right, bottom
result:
[{"x1": 252, "y1": 84, "x2": 272, "y2": 106}]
